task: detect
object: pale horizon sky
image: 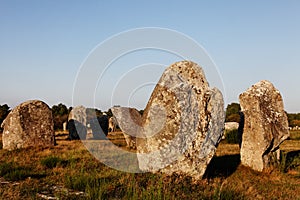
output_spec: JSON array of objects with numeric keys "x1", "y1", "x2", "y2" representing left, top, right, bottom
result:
[{"x1": 1, "y1": 1, "x2": 300, "y2": 113}]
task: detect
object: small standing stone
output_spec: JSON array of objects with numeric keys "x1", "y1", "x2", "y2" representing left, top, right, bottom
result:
[
  {"x1": 63, "y1": 121, "x2": 67, "y2": 131},
  {"x1": 1, "y1": 100, "x2": 55, "y2": 150},
  {"x1": 111, "y1": 107, "x2": 142, "y2": 149},
  {"x1": 239, "y1": 80, "x2": 290, "y2": 171},
  {"x1": 67, "y1": 106, "x2": 87, "y2": 140},
  {"x1": 68, "y1": 105, "x2": 87, "y2": 125}
]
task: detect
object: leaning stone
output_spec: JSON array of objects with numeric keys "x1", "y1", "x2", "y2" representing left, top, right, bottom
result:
[
  {"x1": 239, "y1": 80, "x2": 290, "y2": 171},
  {"x1": 1, "y1": 100, "x2": 55, "y2": 150},
  {"x1": 112, "y1": 61, "x2": 225, "y2": 179}
]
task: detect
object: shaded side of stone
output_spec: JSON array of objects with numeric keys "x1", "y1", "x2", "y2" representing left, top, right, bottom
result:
[
  {"x1": 89, "y1": 115, "x2": 109, "y2": 139},
  {"x1": 67, "y1": 119, "x2": 87, "y2": 140}
]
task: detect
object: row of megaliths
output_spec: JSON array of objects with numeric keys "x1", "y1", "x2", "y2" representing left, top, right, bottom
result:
[
  {"x1": 0, "y1": 102, "x2": 110, "y2": 150},
  {"x1": 0, "y1": 60, "x2": 289, "y2": 179},
  {"x1": 113, "y1": 61, "x2": 290, "y2": 179},
  {"x1": 67, "y1": 106, "x2": 109, "y2": 140}
]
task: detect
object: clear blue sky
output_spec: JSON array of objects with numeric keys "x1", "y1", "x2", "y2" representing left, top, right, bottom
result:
[{"x1": 1, "y1": 1, "x2": 300, "y2": 112}]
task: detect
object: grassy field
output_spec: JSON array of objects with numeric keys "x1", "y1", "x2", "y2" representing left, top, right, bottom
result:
[{"x1": 0, "y1": 131, "x2": 299, "y2": 200}]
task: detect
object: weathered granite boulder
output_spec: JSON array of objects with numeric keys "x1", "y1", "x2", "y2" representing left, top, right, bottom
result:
[
  {"x1": 67, "y1": 106, "x2": 87, "y2": 140},
  {"x1": 1, "y1": 100, "x2": 55, "y2": 150},
  {"x1": 112, "y1": 61, "x2": 225, "y2": 179},
  {"x1": 239, "y1": 80, "x2": 290, "y2": 171}
]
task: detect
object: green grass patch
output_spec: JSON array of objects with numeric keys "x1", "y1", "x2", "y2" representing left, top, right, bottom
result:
[
  {"x1": 0, "y1": 162, "x2": 44, "y2": 181},
  {"x1": 40, "y1": 156, "x2": 65, "y2": 169},
  {"x1": 65, "y1": 172, "x2": 116, "y2": 199}
]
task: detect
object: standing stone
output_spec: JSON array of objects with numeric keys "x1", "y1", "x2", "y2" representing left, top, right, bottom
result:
[
  {"x1": 68, "y1": 106, "x2": 87, "y2": 140},
  {"x1": 239, "y1": 80, "x2": 290, "y2": 171},
  {"x1": 112, "y1": 61, "x2": 225, "y2": 179},
  {"x1": 1, "y1": 100, "x2": 55, "y2": 150},
  {"x1": 68, "y1": 105, "x2": 87, "y2": 125},
  {"x1": 225, "y1": 122, "x2": 239, "y2": 131},
  {"x1": 111, "y1": 107, "x2": 142, "y2": 149},
  {"x1": 67, "y1": 119, "x2": 87, "y2": 140}
]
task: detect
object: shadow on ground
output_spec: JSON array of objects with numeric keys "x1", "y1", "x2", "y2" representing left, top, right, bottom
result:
[{"x1": 204, "y1": 154, "x2": 241, "y2": 179}]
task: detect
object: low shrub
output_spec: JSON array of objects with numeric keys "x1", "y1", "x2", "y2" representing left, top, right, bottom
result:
[
  {"x1": 280, "y1": 150, "x2": 300, "y2": 172},
  {"x1": 0, "y1": 162, "x2": 35, "y2": 181},
  {"x1": 225, "y1": 129, "x2": 240, "y2": 144}
]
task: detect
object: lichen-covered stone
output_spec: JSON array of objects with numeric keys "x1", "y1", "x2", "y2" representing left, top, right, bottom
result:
[
  {"x1": 239, "y1": 80, "x2": 290, "y2": 171},
  {"x1": 112, "y1": 61, "x2": 225, "y2": 179},
  {"x1": 1, "y1": 100, "x2": 55, "y2": 150}
]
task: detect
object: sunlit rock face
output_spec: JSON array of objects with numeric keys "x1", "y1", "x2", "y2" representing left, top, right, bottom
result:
[
  {"x1": 239, "y1": 80, "x2": 290, "y2": 172},
  {"x1": 112, "y1": 61, "x2": 225, "y2": 179},
  {"x1": 1, "y1": 100, "x2": 55, "y2": 150}
]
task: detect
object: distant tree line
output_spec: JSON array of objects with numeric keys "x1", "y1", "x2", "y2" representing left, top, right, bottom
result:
[
  {"x1": 287, "y1": 113, "x2": 300, "y2": 127},
  {"x1": 51, "y1": 103, "x2": 70, "y2": 131},
  {"x1": 225, "y1": 103, "x2": 241, "y2": 123},
  {"x1": 1, "y1": 102, "x2": 300, "y2": 132},
  {"x1": 0, "y1": 104, "x2": 10, "y2": 132}
]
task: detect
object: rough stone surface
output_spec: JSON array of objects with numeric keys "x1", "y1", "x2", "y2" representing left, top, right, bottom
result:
[
  {"x1": 112, "y1": 61, "x2": 225, "y2": 179},
  {"x1": 239, "y1": 80, "x2": 290, "y2": 171},
  {"x1": 68, "y1": 106, "x2": 87, "y2": 140},
  {"x1": 1, "y1": 100, "x2": 55, "y2": 150}
]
